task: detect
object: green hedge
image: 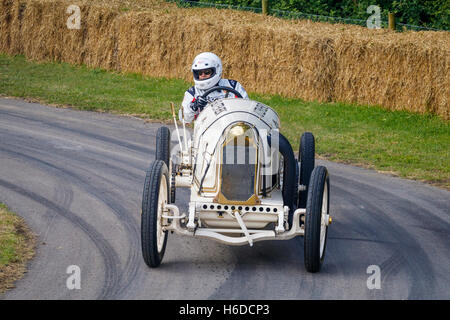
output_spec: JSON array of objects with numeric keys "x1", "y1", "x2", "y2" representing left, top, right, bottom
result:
[{"x1": 182, "y1": 0, "x2": 449, "y2": 30}]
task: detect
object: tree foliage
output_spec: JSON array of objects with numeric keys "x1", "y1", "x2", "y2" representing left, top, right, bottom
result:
[{"x1": 199, "y1": 0, "x2": 448, "y2": 30}]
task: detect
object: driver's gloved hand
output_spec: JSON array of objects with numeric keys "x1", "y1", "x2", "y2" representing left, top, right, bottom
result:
[{"x1": 191, "y1": 96, "x2": 208, "y2": 112}]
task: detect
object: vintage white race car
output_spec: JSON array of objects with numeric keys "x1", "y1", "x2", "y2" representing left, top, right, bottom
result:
[{"x1": 141, "y1": 86, "x2": 331, "y2": 272}]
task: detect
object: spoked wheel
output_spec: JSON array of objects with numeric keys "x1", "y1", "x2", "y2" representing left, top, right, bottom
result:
[
  {"x1": 141, "y1": 160, "x2": 169, "y2": 268},
  {"x1": 304, "y1": 166, "x2": 330, "y2": 273},
  {"x1": 298, "y1": 132, "x2": 315, "y2": 209}
]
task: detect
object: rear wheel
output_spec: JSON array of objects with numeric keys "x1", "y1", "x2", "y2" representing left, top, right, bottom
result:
[
  {"x1": 155, "y1": 126, "x2": 171, "y2": 168},
  {"x1": 304, "y1": 166, "x2": 329, "y2": 273},
  {"x1": 298, "y1": 132, "x2": 315, "y2": 209},
  {"x1": 141, "y1": 160, "x2": 169, "y2": 268},
  {"x1": 156, "y1": 126, "x2": 176, "y2": 203}
]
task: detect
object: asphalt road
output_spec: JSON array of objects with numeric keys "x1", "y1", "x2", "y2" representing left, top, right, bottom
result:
[{"x1": 0, "y1": 97, "x2": 449, "y2": 300}]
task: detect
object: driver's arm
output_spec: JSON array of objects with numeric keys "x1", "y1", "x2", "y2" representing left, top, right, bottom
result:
[
  {"x1": 235, "y1": 81, "x2": 249, "y2": 99},
  {"x1": 181, "y1": 91, "x2": 197, "y2": 123}
]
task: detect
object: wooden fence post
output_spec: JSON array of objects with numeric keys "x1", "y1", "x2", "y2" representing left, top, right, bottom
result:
[
  {"x1": 262, "y1": 0, "x2": 268, "y2": 15},
  {"x1": 388, "y1": 12, "x2": 396, "y2": 30}
]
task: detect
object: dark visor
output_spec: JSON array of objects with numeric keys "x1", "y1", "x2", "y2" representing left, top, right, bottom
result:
[{"x1": 193, "y1": 68, "x2": 216, "y2": 80}]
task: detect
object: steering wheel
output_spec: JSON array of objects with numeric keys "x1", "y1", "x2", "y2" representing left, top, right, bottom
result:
[{"x1": 201, "y1": 86, "x2": 243, "y2": 100}]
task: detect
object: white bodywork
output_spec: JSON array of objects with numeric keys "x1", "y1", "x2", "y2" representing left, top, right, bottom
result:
[{"x1": 164, "y1": 98, "x2": 330, "y2": 246}]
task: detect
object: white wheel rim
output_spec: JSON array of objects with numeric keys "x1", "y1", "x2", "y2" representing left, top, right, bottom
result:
[
  {"x1": 157, "y1": 175, "x2": 168, "y2": 253},
  {"x1": 319, "y1": 180, "x2": 328, "y2": 258}
]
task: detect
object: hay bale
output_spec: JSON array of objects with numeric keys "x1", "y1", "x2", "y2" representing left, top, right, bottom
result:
[
  {"x1": 333, "y1": 30, "x2": 449, "y2": 118},
  {"x1": 18, "y1": 0, "x2": 120, "y2": 69},
  {"x1": 0, "y1": 0, "x2": 448, "y2": 119},
  {"x1": 0, "y1": 0, "x2": 13, "y2": 53},
  {"x1": 116, "y1": 9, "x2": 339, "y2": 103},
  {"x1": 0, "y1": 0, "x2": 26, "y2": 55}
]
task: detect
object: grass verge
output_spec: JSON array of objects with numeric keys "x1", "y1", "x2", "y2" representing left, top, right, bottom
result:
[
  {"x1": 0, "y1": 203, "x2": 35, "y2": 294},
  {"x1": 0, "y1": 53, "x2": 448, "y2": 189}
]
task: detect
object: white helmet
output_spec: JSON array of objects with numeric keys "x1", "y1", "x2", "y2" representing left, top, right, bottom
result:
[{"x1": 191, "y1": 52, "x2": 222, "y2": 90}]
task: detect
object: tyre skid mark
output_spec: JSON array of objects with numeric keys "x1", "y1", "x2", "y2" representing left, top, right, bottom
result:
[
  {"x1": 0, "y1": 146, "x2": 142, "y2": 298},
  {"x1": 0, "y1": 109, "x2": 152, "y2": 155},
  {"x1": 208, "y1": 239, "x2": 307, "y2": 299},
  {"x1": 41, "y1": 182, "x2": 75, "y2": 244},
  {"x1": 0, "y1": 138, "x2": 143, "y2": 192},
  {"x1": 332, "y1": 177, "x2": 437, "y2": 299},
  {"x1": 0, "y1": 179, "x2": 120, "y2": 300},
  {"x1": 0, "y1": 125, "x2": 152, "y2": 174},
  {"x1": 330, "y1": 170, "x2": 450, "y2": 227},
  {"x1": 0, "y1": 123, "x2": 150, "y2": 167}
]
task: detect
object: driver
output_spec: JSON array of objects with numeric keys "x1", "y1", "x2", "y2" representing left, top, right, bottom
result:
[{"x1": 181, "y1": 52, "x2": 249, "y2": 123}]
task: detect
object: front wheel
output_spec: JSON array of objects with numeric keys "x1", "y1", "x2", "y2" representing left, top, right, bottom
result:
[
  {"x1": 141, "y1": 160, "x2": 169, "y2": 268},
  {"x1": 304, "y1": 166, "x2": 330, "y2": 273}
]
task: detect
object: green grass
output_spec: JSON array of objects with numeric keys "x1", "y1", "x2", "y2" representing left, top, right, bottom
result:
[
  {"x1": 0, "y1": 54, "x2": 187, "y2": 119},
  {"x1": 0, "y1": 204, "x2": 21, "y2": 266},
  {"x1": 0, "y1": 54, "x2": 448, "y2": 188},
  {"x1": 0, "y1": 203, "x2": 35, "y2": 293}
]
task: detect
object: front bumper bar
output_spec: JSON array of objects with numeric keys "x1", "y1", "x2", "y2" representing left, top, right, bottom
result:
[{"x1": 163, "y1": 204, "x2": 305, "y2": 246}]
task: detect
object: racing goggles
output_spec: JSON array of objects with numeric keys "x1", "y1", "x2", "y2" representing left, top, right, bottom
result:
[{"x1": 193, "y1": 68, "x2": 215, "y2": 80}]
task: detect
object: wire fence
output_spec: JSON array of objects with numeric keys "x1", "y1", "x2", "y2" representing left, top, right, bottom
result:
[
  {"x1": 171, "y1": 0, "x2": 444, "y2": 32},
  {"x1": 174, "y1": 0, "x2": 262, "y2": 13},
  {"x1": 396, "y1": 22, "x2": 441, "y2": 32}
]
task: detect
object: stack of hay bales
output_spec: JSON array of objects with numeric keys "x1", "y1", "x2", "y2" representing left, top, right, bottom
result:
[{"x1": 0, "y1": 0, "x2": 448, "y2": 119}]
